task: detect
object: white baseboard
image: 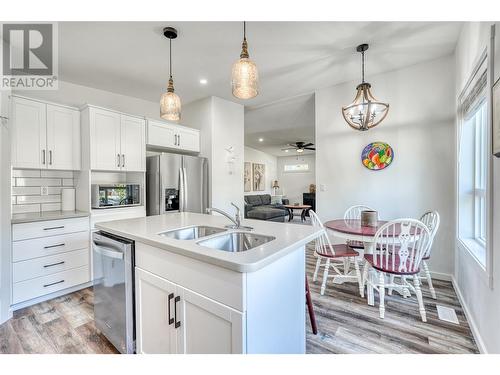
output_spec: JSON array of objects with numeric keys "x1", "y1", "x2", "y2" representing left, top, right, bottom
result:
[
  {"x1": 451, "y1": 276, "x2": 488, "y2": 354},
  {"x1": 429, "y1": 271, "x2": 452, "y2": 281}
]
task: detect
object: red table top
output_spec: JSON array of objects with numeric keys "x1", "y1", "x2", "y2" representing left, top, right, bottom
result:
[
  {"x1": 324, "y1": 219, "x2": 387, "y2": 236},
  {"x1": 324, "y1": 219, "x2": 420, "y2": 237}
]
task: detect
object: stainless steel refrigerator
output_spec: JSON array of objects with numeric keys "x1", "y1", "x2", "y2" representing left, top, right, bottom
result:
[{"x1": 146, "y1": 153, "x2": 208, "y2": 216}]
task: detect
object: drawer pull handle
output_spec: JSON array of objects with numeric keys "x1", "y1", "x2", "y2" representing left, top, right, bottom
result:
[
  {"x1": 43, "y1": 280, "x2": 64, "y2": 288},
  {"x1": 174, "y1": 295, "x2": 181, "y2": 328},
  {"x1": 43, "y1": 261, "x2": 65, "y2": 268},
  {"x1": 44, "y1": 243, "x2": 65, "y2": 249},
  {"x1": 43, "y1": 226, "x2": 65, "y2": 231},
  {"x1": 168, "y1": 293, "x2": 174, "y2": 325}
]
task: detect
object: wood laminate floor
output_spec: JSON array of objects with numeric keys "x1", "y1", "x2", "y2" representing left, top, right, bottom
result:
[
  {"x1": 305, "y1": 248, "x2": 479, "y2": 354},
  {"x1": 1, "y1": 249, "x2": 479, "y2": 354},
  {"x1": 0, "y1": 288, "x2": 118, "y2": 354}
]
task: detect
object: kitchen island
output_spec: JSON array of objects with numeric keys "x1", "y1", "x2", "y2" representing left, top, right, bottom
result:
[{"x1": 95, "y1": 212, "x2": 321, "y2": 354}]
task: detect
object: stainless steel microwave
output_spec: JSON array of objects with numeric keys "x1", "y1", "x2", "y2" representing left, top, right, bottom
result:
[{"x1": 91, "y1": 184, "x2": 141, "y2": 209}]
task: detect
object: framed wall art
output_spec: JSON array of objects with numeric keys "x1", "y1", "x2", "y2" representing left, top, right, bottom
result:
[
  {"x1": 252, "y1": 163, "x2": 265, "y2": 191},
  {"x1": 361, "y1": 142, "x2": 394, "y2": 171}
]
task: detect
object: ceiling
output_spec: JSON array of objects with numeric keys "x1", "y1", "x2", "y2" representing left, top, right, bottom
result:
[
  {"x1": 245, "y1": 94, "x2": 315, "y2": 156},
  {"x1": 58, "y1": 22, "x2": 462, "y2": 155}
]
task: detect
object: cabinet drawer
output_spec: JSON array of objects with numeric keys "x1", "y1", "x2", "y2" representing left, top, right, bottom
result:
[
  {"x1": 12, "y1": 217, "x2": 89, "y2": 241},
  {"x1": 12, "y1": 231, "x2": 89, "y2": 262},
  {"x1": 13, "y1": 249, "x2": 89, "y2": 283},
  {"x1": 12, "y1": 265, "x2": 90, "y2": 304}
]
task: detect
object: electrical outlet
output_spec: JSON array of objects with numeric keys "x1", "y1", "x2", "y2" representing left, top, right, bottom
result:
[
  {"x1": 40, "y1": 186, "x2": 49, "y2": 196},
  {"x1": 320, "y1": 184, "x2": 326, "y2": 192}
]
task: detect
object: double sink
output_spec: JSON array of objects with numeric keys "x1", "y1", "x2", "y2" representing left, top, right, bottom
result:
[{"x1": 158, "y1": 225, "x2": 275, "y2": 252}]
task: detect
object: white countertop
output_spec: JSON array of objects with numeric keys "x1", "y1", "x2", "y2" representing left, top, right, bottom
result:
[
  {"x1": 11, "y1": 210, "x2": 90, "y2": 224},
  {"x1": 95, "y1": 212, "x2": 322, "y2": 273}
]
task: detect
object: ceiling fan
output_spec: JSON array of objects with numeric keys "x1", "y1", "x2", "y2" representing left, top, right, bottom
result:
[{"x1": 281, "y1": 141, "x2": 316, "y2": 153}]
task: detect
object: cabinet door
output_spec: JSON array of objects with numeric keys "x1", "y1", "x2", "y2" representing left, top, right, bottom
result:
[
  {"x1": 146, "y1": 120, "x2": 176, "y2": 149},
  {"x1": 46, "y1": 104, "x2": 80, "y2": 170},
  {"x1": 11, "y1": 97, "x2": 47, "y2": 169},
  {"x1": 90, "y1": 108, "x2": 121, "y2": 171},
  {"x1": 177, "y1": 128, "x2": 200, "y2": 152},
  {"x1": 135, "y1": 267, "x2": 178, "y2": 354},
  {"x1": 176, "y1": 285, "x2": 244, "y2": 354},
  {"x1": 120, "y1": 115, "x2": 145, "y2": 172}
]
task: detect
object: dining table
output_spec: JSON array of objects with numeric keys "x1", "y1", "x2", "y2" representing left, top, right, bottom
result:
[
  {"x1": 323, "y1": 218, "x2": 413, "y2": 303},
  {"x1": 324, "y1": 219, "x2": 390, "y2": 255}
]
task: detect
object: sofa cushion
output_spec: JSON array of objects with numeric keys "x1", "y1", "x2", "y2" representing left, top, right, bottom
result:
[
  {"x1": 247, "y1": 207, "x2": 287, "y2": 220},
  {"x1": 245, "y1": 195, "x2": 263, "y2": 206},
  {"x1": 260, "y1": 194, "x2": 271, "y2": 205}
]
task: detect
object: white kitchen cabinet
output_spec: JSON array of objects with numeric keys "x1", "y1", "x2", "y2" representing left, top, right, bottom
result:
[
  {"x1": 11, "y1": 96, "x2": 80, "y2": 170},
  {"x1": 135, "y1": 267, "x2": 243, "y2": 354},
  {"x1": 176, "y1": 284, "x2": 243, "y2": 354},
  {"x1": 46, "y1": 104, "x2": 81, "y2": 170},
  {"x1": 176, "y1": 127, "x2": 200, "y2": 153},
  {"x1": 89, "y1": 107, "x2": 121, "y2": 171},
  {"x1": 146, "y1": 119, "x2": 200, "y2": 153},
  {"x1": 120, "y1": 114, "x2": 145, "y2": 172},
  {"x1": 135, "y1": 268, "x2": 178, "y2": 354},
  {"x1": 11, "y1": 96, "x2": 47, "y2": 169},
  {"x1": 84, "y1": 106, "x2": 145, "y2": 172}
]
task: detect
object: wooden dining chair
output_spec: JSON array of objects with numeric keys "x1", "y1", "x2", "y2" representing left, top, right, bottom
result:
[
  {"x1": 418, "y1": 211, "x2": 441, "y2": 299},
  {"x1": 309, "y1": 210, "x2": 363, "y2": 297},
  {"x1": 388, "y1": 211, "x2": 441, "y2": 300},
  {"x1": 361, "y1": 219, "x2": 432, "y2": 321}
]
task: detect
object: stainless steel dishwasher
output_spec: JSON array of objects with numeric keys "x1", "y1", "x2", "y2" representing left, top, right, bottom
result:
[{"x1": 92, "y1": 231, "x2": 135, "y2": 354}]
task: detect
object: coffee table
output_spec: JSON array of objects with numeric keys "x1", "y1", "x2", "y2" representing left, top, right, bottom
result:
[{"x1": 283, "y1": 204, "x2": 312, "y2": 222}]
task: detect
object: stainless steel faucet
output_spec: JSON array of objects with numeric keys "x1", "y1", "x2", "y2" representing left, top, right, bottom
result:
[{"x1": 206, "y1": 202, "x2": 252, "y2": 230}]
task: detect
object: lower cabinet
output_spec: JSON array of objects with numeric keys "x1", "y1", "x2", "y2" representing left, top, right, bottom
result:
[{"x1": 135, "y1": 267, "x2": 244, "y2": 354}]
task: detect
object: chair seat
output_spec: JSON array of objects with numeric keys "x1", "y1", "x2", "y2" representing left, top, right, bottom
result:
[
  {"x1": 347, "y1": 240, "x2": 365, "y2": 249},
  {"x1": 315, "y1": 244, "x2": 359, "y2": 259},
  {"x1": 364, "y1": 254, "x2": 420, "y2": 275}
]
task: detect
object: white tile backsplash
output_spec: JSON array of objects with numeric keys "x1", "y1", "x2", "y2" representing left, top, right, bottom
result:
[
  {"x1": 15, "y1": 178, "x2": 62, "y2": 187},
  {"x1": 41, "y1": 170, "x2": 74, "y2": 178},
  {"x1": 12, "y1": 169, "x2": 41, "y2": 178},
  {"x1": 16, "y1": 195, "x2": 60, "y2": 204},
  {"x1": 11, "y1": 169, "x2": 75, "y2": 214}
]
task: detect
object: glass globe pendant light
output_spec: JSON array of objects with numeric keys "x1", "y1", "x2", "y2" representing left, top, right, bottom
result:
[
  {"x1": 342, "y1": 44, "x2": 389, "y2": 131},
  {"x1": 160, "y1": 27, "x2": 181, "y2": 122},
  {"x1": 231, "y1": 21, "x2": 259, "y2": 100}
]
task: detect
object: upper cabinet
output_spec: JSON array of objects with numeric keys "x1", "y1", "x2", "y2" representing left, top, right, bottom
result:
[
  {"x1": 11, "y1": 96, "x2": 80, "y2": 170},
  {"x1": 147, "y1": 120, "x2": 200, "y2": 153},
  {"x1": 82, "y1": 106, "x2": 145, "y2": 172}
]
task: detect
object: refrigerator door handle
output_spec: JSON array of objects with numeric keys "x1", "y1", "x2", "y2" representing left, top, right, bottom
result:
[
  {"x1": 179, "y1": 167, "x2": 184, "y2": 212},
  {"x1": 182, "y1": 167, "x2": 188, "y2": 211}
]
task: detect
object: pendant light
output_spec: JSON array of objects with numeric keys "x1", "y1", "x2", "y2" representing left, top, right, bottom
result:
[
  {"x1": 342, "y1": 44, "x2": 389, "y2": 131},
  {"x1": 231, "y1": 21, "x2": 259, "y2": 100},
  {"x1": 160, "y1": 27, "x2": 181, "y2": 122}
]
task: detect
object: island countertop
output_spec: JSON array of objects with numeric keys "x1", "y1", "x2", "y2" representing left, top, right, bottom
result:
[{"x1": 95, "y1": 212, "x2": 322, "y2": 272}]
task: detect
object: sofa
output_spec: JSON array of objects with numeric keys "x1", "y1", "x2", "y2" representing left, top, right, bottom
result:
[{"x1": 244, "y1": 194, "x2": 289, "y2": 222}]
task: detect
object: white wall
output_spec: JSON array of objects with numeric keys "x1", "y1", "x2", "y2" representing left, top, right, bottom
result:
[
  {"x1": 183, "y1": 97, "x2": 245, "y2": 213},
  {"x1": 0, "y1": 90, "x2": 12, "y2": 323},
  {"x1": 13, "y1": 80, "x2": 162, "y2": 120},
  {"x1": 453, "y1": 22, "x2": 500, "y2": 354},
  {"x1": 244, "y1": 147, "x2": 278, "y2": 196},
  {"x1": 315, "y1": 55, "x2": 456, "y2": 277},
  {"x1": 277, "y1": 154, "x2": 315, "y2": 205}
]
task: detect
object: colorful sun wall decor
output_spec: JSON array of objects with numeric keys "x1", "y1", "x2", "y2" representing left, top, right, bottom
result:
[{"x1": 361, "y1": 142, "x2": 394, "y2": 171}]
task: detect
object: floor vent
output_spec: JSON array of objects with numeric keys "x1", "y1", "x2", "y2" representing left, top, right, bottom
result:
[{"x1": 436, "y1": 305, "x2": 459, "y2": 324}]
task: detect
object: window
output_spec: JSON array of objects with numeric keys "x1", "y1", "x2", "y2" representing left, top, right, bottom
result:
[
  {"x1": 458, "y1": 95, "x2": 488, "y2": 266},
  {"x1": 283, "y1": 163, "x2": 309, "y2": 173},
  {"x1": 472, "y1": 102, "x2": 488, "y2": 245}
]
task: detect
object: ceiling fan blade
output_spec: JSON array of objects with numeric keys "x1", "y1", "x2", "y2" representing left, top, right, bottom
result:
[
  {"x1": 304, "y1": 147, "x2": 316, "y2": 150},
  {"x1": 281, "y1": 147, "x2": 296, "y2": 151},
  {"x1": 302, "y1": 143, "x2": 314, "y2": 148}
]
